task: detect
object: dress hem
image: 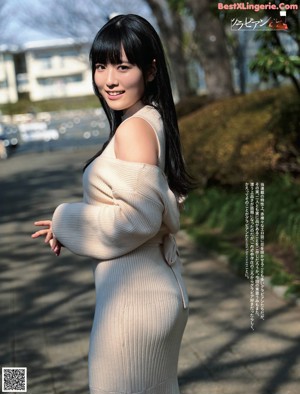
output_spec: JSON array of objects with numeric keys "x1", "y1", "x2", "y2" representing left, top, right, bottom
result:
[{"x1": 89, "y1": 374, "x2": 179, "y2": 394}]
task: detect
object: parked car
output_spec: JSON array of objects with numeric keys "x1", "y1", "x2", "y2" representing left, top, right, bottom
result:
[
  {"x1": 18, "y1": 122, "x2": 59, "y2": 142},
  {"x1": 0, "y1": 123, "x2": 20, "y2": 159}
]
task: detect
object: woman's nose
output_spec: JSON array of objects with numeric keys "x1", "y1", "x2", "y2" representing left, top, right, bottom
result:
[{"x1": 106, "y1": 67, "x2": 118, "y2": 87}]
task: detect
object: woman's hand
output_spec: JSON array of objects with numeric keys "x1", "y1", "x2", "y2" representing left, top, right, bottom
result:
[{"x1": 31, "y1": 220, "x2": 62, "y2": 256}]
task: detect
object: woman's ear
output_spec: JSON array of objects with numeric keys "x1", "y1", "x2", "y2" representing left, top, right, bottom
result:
[{"x1": 147, "y1": 59, "x2": 157, "y2": 82}]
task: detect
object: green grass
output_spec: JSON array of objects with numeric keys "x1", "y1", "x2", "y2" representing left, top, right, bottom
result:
[
  {"x1": 182, "y1": 174, "x2": 300, "y2": 299},
  {"x1": 0, "y1": 95, "x2": 99, "y2": 115}
]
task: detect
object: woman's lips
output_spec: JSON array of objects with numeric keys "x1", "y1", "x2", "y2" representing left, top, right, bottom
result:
[{"x1": 106, "y1": 90, "x2": 125, "y2": 99}]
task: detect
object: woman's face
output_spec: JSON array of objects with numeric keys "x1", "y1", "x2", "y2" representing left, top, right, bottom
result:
[{"x1": 94, "y1": 47, "x2": 146, "y2": 117}]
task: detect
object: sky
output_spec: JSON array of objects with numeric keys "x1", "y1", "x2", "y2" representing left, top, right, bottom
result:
[{"x1": 0, "y1": 0, "x2": 154, "y2": 46}]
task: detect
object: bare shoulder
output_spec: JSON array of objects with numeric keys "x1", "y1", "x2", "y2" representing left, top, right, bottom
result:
[{"x1": 114, "y1": 116, "x2": 158, "y2": 165}]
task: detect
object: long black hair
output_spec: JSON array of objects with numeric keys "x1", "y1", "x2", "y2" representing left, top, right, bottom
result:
[{"x1": 85, "y1": 14, "x2": 193, "y2": 197}]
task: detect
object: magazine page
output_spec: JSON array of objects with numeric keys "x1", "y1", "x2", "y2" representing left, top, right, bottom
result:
[{"x1": 0, "y1": 1, "x2": 299, "y2": 394}]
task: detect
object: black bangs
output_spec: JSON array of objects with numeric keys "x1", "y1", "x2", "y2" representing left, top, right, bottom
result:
[
  {"x1": 90, "y1": 28, "x2": 123, "y2": 66},
  {"x1": 90, "y1": 21, "x2": 151, "y2": 69}
]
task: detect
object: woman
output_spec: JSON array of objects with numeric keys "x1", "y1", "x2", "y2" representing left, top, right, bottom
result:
[{"x1": 32, "y1": 14, "x2": 193, "y2": 394}]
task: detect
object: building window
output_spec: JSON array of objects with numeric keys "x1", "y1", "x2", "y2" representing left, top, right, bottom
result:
[
  {"x1": 60, "y1": 49, "x2": 78, "y2": 57},
  {"x1": 37, "y1": 78, "x2": 52, "y2": 86},
  {"x1": 0, "y1": 79, "x2": 8, "y2": 88},
  {"x1": 59, "y1": 50, "x2": 79, "y2": 67},
  {"x1": 37, "y1": 73, "x2": 83, "y2": 86},
  {"x1": 64, "y1": 74, "x2": 83, "y2": 83},
  {"x1": 41, "y1": 58, "x2": 52, "y2": 69},
  {"x1": 34, "y1": 52, "x2": 53, "y2": 69}
]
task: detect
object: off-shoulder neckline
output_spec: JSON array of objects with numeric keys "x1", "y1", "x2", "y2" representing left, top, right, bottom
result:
[
  {"x1": 121, "y1": 104, "x2": 158, "y2": 123},
  {"x1": 96, "y1": 154, "x2": 165, "y2": 175}
]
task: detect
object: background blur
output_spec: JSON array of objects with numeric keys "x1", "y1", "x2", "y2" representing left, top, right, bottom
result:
[
  {"x1": 1, "y1": 0, "x2": 299, "y2": 294},
  {"x1": 0, "y1": 1, "x2": 300, "y2": 393}
]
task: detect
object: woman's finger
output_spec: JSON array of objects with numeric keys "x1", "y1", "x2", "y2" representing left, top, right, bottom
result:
[
  {"x1": 49, "y1": 237, "x2": 57, "y2": 249},
  {"x1": 31, "y1": 229, "x2": 50, "y2": 238},
  {"x1": 45, "y1": 231, "x2": 53, "y2": 244},
  {"x1": 50, "y1": 238, "x2": 61, "y2": 256},
  {"x1": 34, "y1": 220, "x2": 52, "y2": 227},
  {"x1": 54, "y1": 244, "x2": 61, "y2": 256}
]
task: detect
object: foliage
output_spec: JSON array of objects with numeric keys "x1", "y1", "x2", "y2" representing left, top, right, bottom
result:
[
  {"x1": 270, "y1": 270, "x2": 294, "y2": 286},
  {"x1": 182, "y1": 174, "x2": 300, "y2": 296},
  {"x1": 248, "y1": 0, "x2": 300, "y2": 95},
  {"x1": 179, "y1": 88, "x2": 282, "y2": 186},
  {"x1": 267, "y1": 94, "x2": 300, "y2": 174},
  {"x1": 264, "y1": 253, "x2": 280, "y2": 277},
  {"x1": 175, "y1": 95, "x2": 212, "y2": 118},
  {"x1": 250, "y1": 44, "x2": 300, "y2": 81},
  {"x1": 249, "y1": 31, "x2": 300, "y2": 94},
  {"x1": 264, "y1": 174, "x2": 300, "y2": 256},
  {"x1": 179, "y1": 86, "x2": 300, "y2": 187},
  {"x1": 182, "y1": 183, "x2": 280, "y2": 279},
  {"x1": 285, "y1": 283, "x2": 300, "y2": 299},
  {"x1": 184, "y1": 175, "x2": 300, "y2": 255},
  {"x1": 167, "y1": 0, "x2": 185, "y2": 13}
]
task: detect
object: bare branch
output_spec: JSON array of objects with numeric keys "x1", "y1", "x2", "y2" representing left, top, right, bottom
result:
[{"x1": 17, "y1": 0, "x2": 154, "y2": 41}]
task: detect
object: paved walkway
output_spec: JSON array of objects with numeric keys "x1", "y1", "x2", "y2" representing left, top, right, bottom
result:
[{"x1": 0, "y1": 148, "x2": 299, "y2": 394}]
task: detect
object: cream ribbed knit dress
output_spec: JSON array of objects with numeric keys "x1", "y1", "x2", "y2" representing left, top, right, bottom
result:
[{"x1": 52, "y1": 105, "x2": 189, "y2": 394}]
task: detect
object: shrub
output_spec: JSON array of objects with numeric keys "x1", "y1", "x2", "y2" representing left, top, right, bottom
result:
[
  {"x1": 267, "y1": 94, "x2": 300, "y2": 175},
  {"x1": 175, "y1": 95, "x2": 212, "y2": 118},
  {"x1": 285, "y1": 283, "x2": 300, "y2": 299},
  {"x1": 179, "y1": 87, "x2": 298, "y2": 186},
  {"x1": 270, "y1": 271, "x2": 294, "y2": 286}
]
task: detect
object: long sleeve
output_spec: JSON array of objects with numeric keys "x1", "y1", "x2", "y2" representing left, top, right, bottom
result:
[{"x1": 52, "y1": 160, "x2": 179, "y2": 260}]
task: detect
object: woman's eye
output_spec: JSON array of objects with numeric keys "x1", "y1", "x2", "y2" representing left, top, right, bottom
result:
[
  {"x1": 118, "y1": 65, "x2": 129, "y2": 71},
  {"x1": 95, "y1": 64, "x2": 105, "y2": 70}
]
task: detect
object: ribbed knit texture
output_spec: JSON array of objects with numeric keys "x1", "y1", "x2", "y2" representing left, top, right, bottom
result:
[{"x1": 52, "y1": 106, "x2": 189, "y2": 394}]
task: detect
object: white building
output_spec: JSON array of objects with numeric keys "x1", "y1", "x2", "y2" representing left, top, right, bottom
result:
[
  {"x1": 0, "y1": 38, "x2": 93, "y2": 104},
  {"x1": 0, "y1": 45, "x2": 18, "y2": 104}
]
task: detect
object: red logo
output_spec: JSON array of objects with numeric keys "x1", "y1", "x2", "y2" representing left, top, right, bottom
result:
[{"x1": 268, "y1": 19, "x2": 288, "y2": 30}]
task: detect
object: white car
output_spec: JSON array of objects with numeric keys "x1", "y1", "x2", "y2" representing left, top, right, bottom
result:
[{"x1": 19, "y1": 122, "x2": 59, "y2": 142}]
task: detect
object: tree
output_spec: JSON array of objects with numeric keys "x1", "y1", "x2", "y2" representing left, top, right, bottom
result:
[
  {"x1": 145, "y1": 0, "x2": 196, "y2": 99},
  {"x1": 0, "y1": 0, "x2": 14, "y2": 42},
  {"x1": 17, "y1": 0, "x2": 135, "y2": 40},
  {"x1": 146, "y1": 0, "x2": 236, "y2": 99},
  {"x1": 249, "y1": 0, "x2": 300, "y2": 95},
  {"x1": 0, "y1": 0, "x2": 7, "y2": 35},
  {"x1": 185, "y1": 0, "x2": 235, "y2": 99}
]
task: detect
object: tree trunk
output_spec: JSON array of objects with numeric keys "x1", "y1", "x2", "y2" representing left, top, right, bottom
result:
[
  {"x1": 186, "y1": 0, "x2": 235, "y2": 99},
  {"x1": 146, "y1": 0, "x2": 196, "y2": 100}
]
